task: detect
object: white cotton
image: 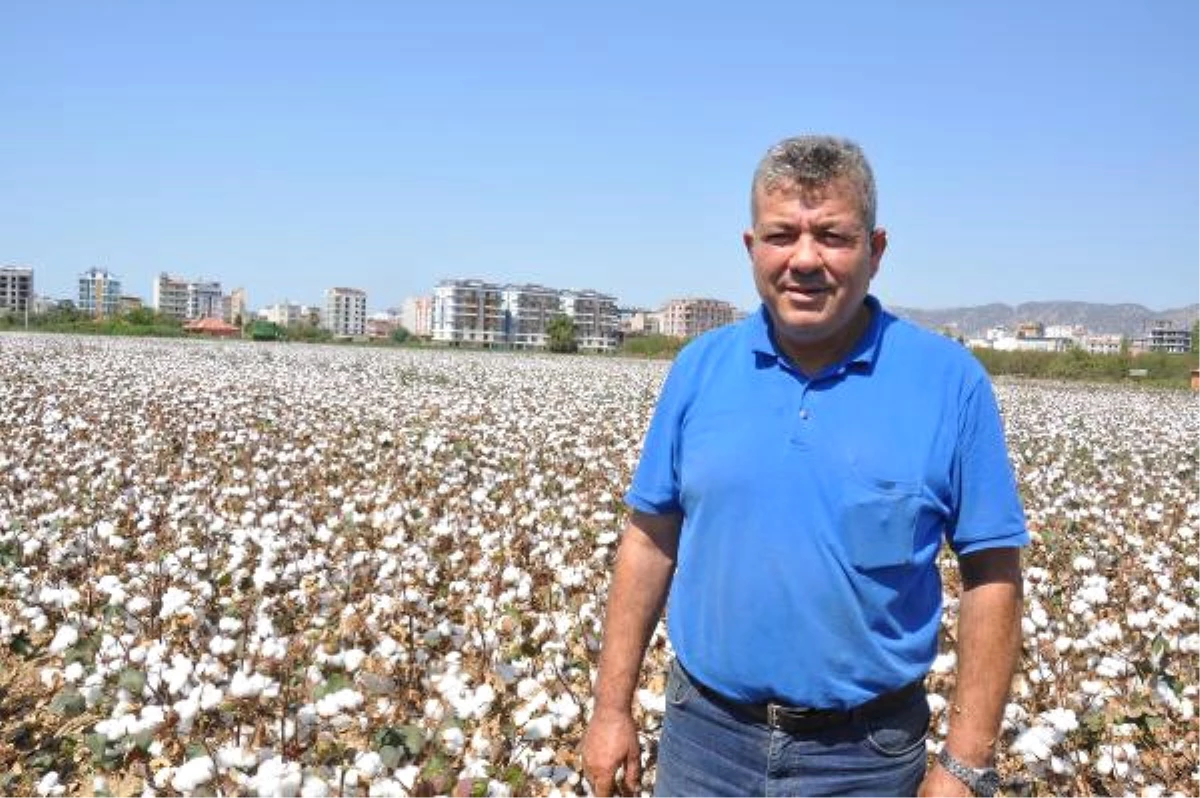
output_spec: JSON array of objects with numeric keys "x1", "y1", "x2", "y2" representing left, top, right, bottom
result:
[
  {"x1": 354, "y1": 750, "x2": 385, "y2": 779},
  {"x1": 48, "y1": 624, "x2": 79, "y2": 654},
  {"x1": 170, "y1": 756, "x2": 215, "y2": 793}
]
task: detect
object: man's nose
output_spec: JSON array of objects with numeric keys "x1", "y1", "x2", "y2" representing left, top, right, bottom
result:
[{"x1": 787, "y1": 235, "x2": 823, "y2": 273}]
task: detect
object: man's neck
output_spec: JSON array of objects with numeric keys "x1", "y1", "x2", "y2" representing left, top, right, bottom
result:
[{"x1": 776, "y1": 303, "x2": 873, "y2": 377}]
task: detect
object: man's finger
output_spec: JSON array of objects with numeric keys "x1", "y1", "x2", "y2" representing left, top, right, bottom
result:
[
  {"x1": 588, "y1": 767, "x2": 616, "y2": 797},
  {"x1": 622, "y1": 750, "x2": 641, "y2": 795}
]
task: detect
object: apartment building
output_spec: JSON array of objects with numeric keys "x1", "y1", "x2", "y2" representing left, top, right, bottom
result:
[
  {"x1": 0, "y1": 266, "x2": 34, "y2": 314},
  {"x1": 659, "y1": 297, "x2": 737, "y2": 339},
  {"x1": 430, "y1": 279, "x2": 621, "y2": 351},
  {"x1": 1079, "y1": 334, "x2": 1123, "y2": 355},
  {"x1": 260, "y1": 302, "x2": 304, "y2": 328},
  {"x1": 324, "y1": 287, "x2": 367, "y2": 337},
  {"x1": 1145, "y1": 321, "x2": 1191, "y2": 354},
  {"x1": 78, "y1": 268, "x2": 122, "y2": 318},
  {"x1": 153, "y1": 273, "x2": 223, "y2": 321},
  {"x1": 226, "y1": 288, "x2": 248, "y2": 326},
  {"x1": 431, "y1": 279, "x2": 506, "y2": 345},
  {"x1": 562, "y1": 289, "x2": 620, "y2": 352},
  {"x1": 401, "y1": 296, "x2": 433, "y2": 337},
  {"x1": 153, "y1": 274, "x2": 189, "y2": 319},
  {"x1": 503, "y1": 284, "x2": 561, "y2": 348}
]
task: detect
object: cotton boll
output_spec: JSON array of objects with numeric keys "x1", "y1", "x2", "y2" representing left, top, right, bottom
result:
[
  {"x1": 48, "y1": 624, "x2": 78, "y2": 654},
  {"x1": 170, "y1": 756, "x2": 214, "y2": 793}
]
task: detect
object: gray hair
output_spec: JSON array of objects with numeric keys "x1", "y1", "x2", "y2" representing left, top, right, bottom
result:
[{"x1": 750, "y1": 135, "x2": 877, "y2": 231}]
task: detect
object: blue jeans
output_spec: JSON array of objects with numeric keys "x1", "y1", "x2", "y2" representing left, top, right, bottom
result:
[{"x1": 654, "y1": 659, "x2": 929, "y2": 797}]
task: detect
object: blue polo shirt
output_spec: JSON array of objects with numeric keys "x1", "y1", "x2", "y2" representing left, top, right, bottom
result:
[{"x1": 626, "y1": 296, "x2": 1027, "y2": 709}]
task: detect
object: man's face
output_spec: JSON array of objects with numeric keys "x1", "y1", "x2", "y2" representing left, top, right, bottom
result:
[{"x1": 744, "y1": 179, "x2": 886, "y2": 354}]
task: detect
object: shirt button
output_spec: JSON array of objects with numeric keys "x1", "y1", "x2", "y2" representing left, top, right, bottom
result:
[{"x1": 799, "y1": 409, "x2": 810, "y2": 420}]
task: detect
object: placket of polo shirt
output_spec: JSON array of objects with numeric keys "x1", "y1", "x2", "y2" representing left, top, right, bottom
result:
[
  {"x1": 785, "y1": 366, "x2": 813, "y2": 449},
  {"x1": 790, "y1": 363, "x2": 853, "y2": 448}
]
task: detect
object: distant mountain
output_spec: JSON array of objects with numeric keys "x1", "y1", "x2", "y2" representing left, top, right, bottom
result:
[{"x1": 887, "y1": 301, "x2": 1199, "y2": 339}]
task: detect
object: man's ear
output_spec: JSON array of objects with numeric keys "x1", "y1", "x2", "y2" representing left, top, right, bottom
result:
[
  {"x1": 868, "y1": 228, "x2": 887, "y2": 278},
  {"x1": 742, "y1": 228, "x2": 755, "y2": 256}
]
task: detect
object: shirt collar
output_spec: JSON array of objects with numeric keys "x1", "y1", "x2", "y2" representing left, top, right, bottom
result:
[{"x1": 745, "y1": 294, "x2": 886, "y2": 373}]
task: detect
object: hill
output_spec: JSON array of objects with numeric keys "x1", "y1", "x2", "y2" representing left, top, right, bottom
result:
[{"x1": 887, "y1": 300, "x2": 1198, "y2": 338}]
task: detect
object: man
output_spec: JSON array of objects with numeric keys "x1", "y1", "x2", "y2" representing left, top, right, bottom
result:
[{"x1": 581, "y1": 135, "x2": 1026, "y2": 797}]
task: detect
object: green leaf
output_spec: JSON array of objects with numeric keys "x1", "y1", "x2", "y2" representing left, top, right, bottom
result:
[
  {"x1": 49, "y1": 688, "x2": 86, "y2": 717},
  {"x1": 117, "y1": 667, "x2": 146, "y2": 695},
  {"x1": 64, "y1": 635, "x2": 100, "y2": 667},
  {"x1": 8, "y1": 631, "x2": 34, "y2": 657},
  {"x1": 401, "y1": 724, "x2": 427, "y2": 757},
  {"x1": 314, "y1": 670, "x2": 352, "y2": 700},
  {"x1": 85, "y1": 733, "x2": 109, "y2": 761},
  {"x1": 378, "y1": 745, "x2": 403, "y2": 769}
]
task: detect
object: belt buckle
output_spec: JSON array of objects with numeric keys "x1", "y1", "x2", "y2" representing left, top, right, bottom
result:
[{"x1": 767, "y1": 703, "x2": 780, "y2": 728}]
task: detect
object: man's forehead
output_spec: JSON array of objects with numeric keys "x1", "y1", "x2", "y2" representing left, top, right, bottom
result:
[{"x1": 755, "y1": 180, "x2": 863, "y2": 222}]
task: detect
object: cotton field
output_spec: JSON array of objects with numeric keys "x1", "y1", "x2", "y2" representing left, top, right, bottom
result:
[{"x1": 0, "y1": 334, "x2": 1196, "y2": 798}]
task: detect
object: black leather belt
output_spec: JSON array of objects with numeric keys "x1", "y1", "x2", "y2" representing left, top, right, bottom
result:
[{"x1": 683, "y1": 665, "x2": 925, "y2": 734}]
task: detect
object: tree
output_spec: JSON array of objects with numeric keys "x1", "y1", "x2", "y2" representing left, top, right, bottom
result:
[
  {"x1": 391, "y1": 326, "x2": 411, "y2": 344},
  {"x1": 124, "y1": 307, "x2": 157, "y2": 326},
  {"x1": 1191, "y1": 319, "x2": 1198, "y2": 353},
  {"x1": 546, "y1": 314, "x2": 577, "y2": 353}
]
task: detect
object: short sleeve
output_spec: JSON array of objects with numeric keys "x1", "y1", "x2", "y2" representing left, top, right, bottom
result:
[
  {"x1": 624, "y1": 356, "x2": 694, "y2": 515},
  {"x1": 947, "y1": 377, "x2": 1029, "y2": 555}
]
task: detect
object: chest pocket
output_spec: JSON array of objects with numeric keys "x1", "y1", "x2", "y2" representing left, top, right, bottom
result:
[{"x1": 840, "y1": 470, "x2": 923, "y2": 571}]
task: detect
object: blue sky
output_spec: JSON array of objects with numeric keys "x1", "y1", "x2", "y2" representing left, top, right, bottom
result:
[{"x1": 3, "y1": 0, "x2": 1196, "y2": 313}]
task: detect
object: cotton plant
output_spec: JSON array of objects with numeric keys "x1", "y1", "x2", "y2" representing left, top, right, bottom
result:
[{"x1": 0, "y1": 337, "x2": 1196, "y2": 796}]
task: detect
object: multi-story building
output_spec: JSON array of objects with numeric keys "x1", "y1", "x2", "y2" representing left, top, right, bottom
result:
[
  {"x1": 1079, "y1": 334, "x2": 1123, "y2": 355},
  {"x1": 401, "y1": 296, "x2": 433, "y2": 337},
  {"x1": 431, "y1": 279, "x2": 506, "y2": 345},
  {"x1": 78, "y1": 268, "x2": 122, "y2": 318},
  {"x1": 187, "y1": 281, "x2": 223, "y2": 321},
  {"x1": 1145, "y1": 321, "x2": 1191, "y2": 354},
  {"x1": 260, "y1": 302, "x2": 303, "y2": 328},
  {"x1": 659, "y1": 297, "x2": 737, "y2": 339},
  {"x1": 430, "y1": 279, "x2": 621, "y2": 351},
  {"x1": 324, "y1": 287, "x2": 367, "y2": 338},
  {"x1": 0, "y1": 266, "x2": 34, "y2": 315},
  {"x1": 152, "y1": 273, "x2": 222, "y2": 320},
  {"x1": 226, "y1": 288, "x2": 248, "y2": 326},
  {"x1": 502, "y1": 284, "x2": 562, "y2": 349},
  {"x1": 153, "y1": 274, "x2": 190, "y2": 319},
  {"x1": 119, "y1": 296, "x2": 144, "y2": 314},
  {"x1": 562, "y1": 289, "x2": 620, "y2": 352}
]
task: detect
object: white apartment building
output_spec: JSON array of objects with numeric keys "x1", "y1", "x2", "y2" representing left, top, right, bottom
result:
[
  {"x1": 1079, "y1": 334, "x2": 1123, "y2": 355},
  {"x1": 432, "y1": 279, "x2": 506, "y2": 345},
  {"x1": 503, "y1": 284, "x2": 562, "y2": 348},
  {"x1": 153, "y1": 273, "x2": 224, "y2": 321},
  {"x1": 78, "y1": 268, "x2": 122, "y2": 318},
  {"x1": 260, "y1": 302, "x2": 304, "y2": 328},
  {"x1": 401, "y1": 296, "x2": 433, "y2": 337},
  {"x1": 562, "y1": 289, "x2": 620, "y2": 352},
  {"x1": 0, "y1": 266, "x2": 34, "y2": 314},
  {"x1": 1145, "y1": 321, "x2": 1191, "y2": 354},
  {"x1": 992, "y1": 336, "x2": 1070, "y2": 353},
  {"x1": 430, "y1": 279, "x2": 620, "y2": 350},
  {"x1": 324, "y1": 287, "x2": 367, "y2": 337},
  {"x1": 188, "y1": 281, "x2": 223, "y2": 320},
  {"x1": 659, "y1": 297, "x2": 737, "y2": 339}
]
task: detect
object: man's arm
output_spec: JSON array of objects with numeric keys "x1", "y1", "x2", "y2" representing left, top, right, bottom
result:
[
  {"x1": 920, "y1": 546, "x2": 1023, "y2": 797},
  {"x1": 582, "y1": 510, "x2": 682, "y2": 797}
]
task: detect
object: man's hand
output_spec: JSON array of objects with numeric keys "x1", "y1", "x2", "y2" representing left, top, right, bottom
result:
[
  {"x1": 581, "y1": 707, "x2": 641, "y2": 796},
  {"x1": 917, "y1": 762, "x2": 972, "y2": 797}
]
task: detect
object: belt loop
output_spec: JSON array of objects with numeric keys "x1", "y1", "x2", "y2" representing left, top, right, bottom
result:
[{"x1": 767, "y1": 703, "x2": 778, "y2": 729}]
